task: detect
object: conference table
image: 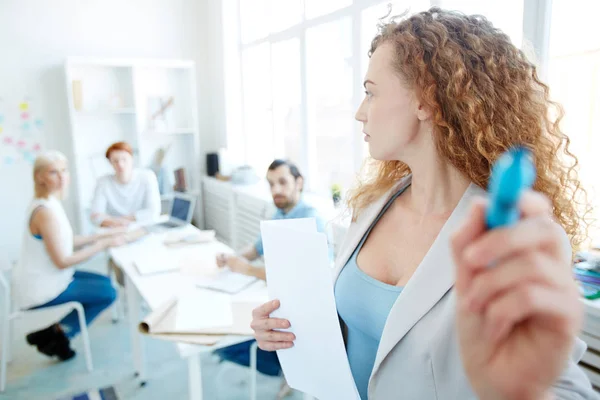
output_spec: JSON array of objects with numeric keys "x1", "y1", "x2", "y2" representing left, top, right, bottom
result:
[{"x1": 108, "y1": 224, "x2": 268, "y2": 400}]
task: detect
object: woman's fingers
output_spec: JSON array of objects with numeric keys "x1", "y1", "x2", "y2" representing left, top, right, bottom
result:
[
  {"x1": 464, "y1": 251, "x2": 562, "y2": 314},
  {"x1": 254, "y1": 329, "x2": 296, "y2": 343},
  {"x1": 258, "y1": 340, "x2": 294, "y2": 351},
  {"x1": 482, "y1": 283, "x2": 581, "y2": 345},
  {"x1": 251, "y1": 299, "x2": 296, "y2": 351},
  {"x1": 250, "y1": 317, "x2": 291, "y2": 331},
  {"x1": 252, "y1": 299, "x2": 281, "y2": 319},
  {"x1": 463, "y1": 216, "x2": 564, "y2": 268}
]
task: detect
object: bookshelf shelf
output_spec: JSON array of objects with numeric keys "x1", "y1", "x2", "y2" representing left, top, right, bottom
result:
[{"x1": 65, "y1": 58, "x2": 202, "y2": 234}]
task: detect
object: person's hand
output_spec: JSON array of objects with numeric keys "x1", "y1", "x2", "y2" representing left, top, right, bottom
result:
[
  {"x1": 251, "y1": 299, "x2": 295, "y2": 351},
  {"x1": 226, "y1": 255, "x2": 251, "y2": 275},
  {"x1": 101, "y1": 217, "x2": 130, "y2": 228},
  {"x1": 452, "y1": 191, "x2": 582, "y2": 400},
  {"x1": 100, "y1": 234, "x2": 128, "y2": 249},
  {"x1": 216, "y1": 253, "x2": 227, "y2": 268}
]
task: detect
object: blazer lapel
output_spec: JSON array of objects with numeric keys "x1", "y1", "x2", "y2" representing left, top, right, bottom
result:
[
  {"x1": 371, "y1": 182, "x2": 487, "y2": 375},
  {"x1": 332, "y1": 176, "x2": 412, "y2": 281}
]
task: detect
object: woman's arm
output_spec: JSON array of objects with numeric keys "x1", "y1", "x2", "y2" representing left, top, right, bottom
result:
[
  {"x1": 35, "y1": 208, "x2": 115, "y2": 269},
  {"x1": 73, "y1": 226, "x2": 127, "y2": 249}
]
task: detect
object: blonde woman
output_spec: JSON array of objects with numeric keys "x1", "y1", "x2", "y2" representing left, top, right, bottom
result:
[
  {"x1": 13, "y1": 150, "x2": 125, "y2": 361},
  {"x1": 251, "y1": 8, "x2": 595, "y2": 399}
]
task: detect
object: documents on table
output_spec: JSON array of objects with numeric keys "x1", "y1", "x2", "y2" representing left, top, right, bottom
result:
[
  {"x1": 194, "y1": 268, "x2": 258, "y2": 294},
  {"x1": 138, "y1": 284, "x2": 268, "y2": 343},
  {"x1": 261, "y1": 218, "x2": 360, "y2": 400}
]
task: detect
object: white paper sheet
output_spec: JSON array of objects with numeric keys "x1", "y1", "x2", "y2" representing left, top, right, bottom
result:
[
  {"x1": 175, "y1": 289, "x2": 233, "y2": 333},
  {"x1": 195, "y1": 269, "x2": 258, "y2": 294},
  {"x1": 261, "y1": 218, "x2": 359, "y2": 400}
]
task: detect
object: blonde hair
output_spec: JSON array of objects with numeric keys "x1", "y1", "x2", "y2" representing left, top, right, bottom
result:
[
  {"x1": 348, "y1": 8, "x2": 589, "y2": 250},
  {"x1": 33, "y1": 150, "x2": 68, "y2": 199}
]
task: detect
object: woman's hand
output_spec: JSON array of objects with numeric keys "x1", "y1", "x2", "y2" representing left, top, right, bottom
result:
[
  {"x1": 99, "y1": 234, "x2": 127, "y2": 249},
  {"x1": 251, "y1": 299, "x2": 296, "y2": 351},
  {"x1": 101, "y1": 216, "x2": 131, "y2": 228},
  {"x1": 452, "y1": 191, "x2": 583, "y2": 400},
  {"x1": 216, "y1": 253, "x2": 227, "y2": 268}
]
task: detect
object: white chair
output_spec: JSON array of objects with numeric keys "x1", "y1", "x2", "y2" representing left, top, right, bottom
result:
[{"x1": 0, "y1": 264, "x2": 93, "y2": 392}]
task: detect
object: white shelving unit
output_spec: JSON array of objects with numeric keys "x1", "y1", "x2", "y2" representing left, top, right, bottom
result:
[{"x1": 64, "y1": 57, "x2": 202, "y2": 234}]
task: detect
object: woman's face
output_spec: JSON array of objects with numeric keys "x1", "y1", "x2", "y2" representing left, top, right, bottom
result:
[
  {"x1": 109, "y1": 150, "x2": 133, "y2": 177},
  {"x1": 355, "y1": 42, "x2": 430, "y2": 161},
  {"x1": 39, "y1": 160, "x2": 70, "y2": 194}
]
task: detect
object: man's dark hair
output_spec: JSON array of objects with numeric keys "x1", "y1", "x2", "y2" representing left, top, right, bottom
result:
[{"x1": 267, "y1": 159, "x2": 303, "y2": 180}]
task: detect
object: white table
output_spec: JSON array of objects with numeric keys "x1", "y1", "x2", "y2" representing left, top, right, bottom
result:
[{"x1": 109, "y1": 225, "x2": 264, "y2": 399}]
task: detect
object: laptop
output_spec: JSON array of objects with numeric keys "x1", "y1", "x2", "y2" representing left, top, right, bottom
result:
[{"x1": 147, "y1": 193, "x2": 196, "y2": 232}]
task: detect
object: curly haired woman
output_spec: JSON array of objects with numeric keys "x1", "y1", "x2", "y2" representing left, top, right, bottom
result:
[{"x1": 250, "y1": 7, "x2": 596, "y2": 400}]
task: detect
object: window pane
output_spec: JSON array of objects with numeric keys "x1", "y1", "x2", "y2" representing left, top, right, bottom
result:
[
  {"x1": 437, "y1": 0, "x2": 524, "y2": 46},
  {"x1": 305, "y1": 0, "x2": 351, "y2": 19},
  {"x1": 549, "y1": 0, "x2": 600, "y2": 57},
  {"x1": 306, "y1": 18, "x2": 354, "y2": 194},
  {"x1": 241, "y1": 44, "x2": 274, "y2": 173},
  {"x1": 270, "y1": 0, "x2": 304, "y2": 33},
  {"x1": 361, "y1": 1, "x2": 430, "y2": 77},
  {"x1": 548, "y1": 0, "x2": 600, "y2": 242},
  {"x1": 271, "y1": 38, "x2": 303, "y2": 165},
  {"x1": 239, "y1": 0, "x2": 269, "y2": 43}
]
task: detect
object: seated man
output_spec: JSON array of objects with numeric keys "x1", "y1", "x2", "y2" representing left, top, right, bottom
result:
[
  {"x1": 214, "y1": 159, "x2": 332, "y2": 396},
  {"x1": 90, "y1": 141, "x2": 161, "y2": 228},
  {"x1": 216, "y1": 159, "x2": 331, "y2": 280}
]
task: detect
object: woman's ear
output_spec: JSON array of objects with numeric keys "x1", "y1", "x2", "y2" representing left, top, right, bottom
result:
[{"x1": 416, "y1": 103, "x2": 433, "y2": 121}]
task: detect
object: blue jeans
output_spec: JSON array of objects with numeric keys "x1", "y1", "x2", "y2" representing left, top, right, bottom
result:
[
  {"x1": 215, "y1": 339, "x2": 282, "y2": 377},
  {"x1": 30, "y1": 270, "x2": 117, "y2": 339}
]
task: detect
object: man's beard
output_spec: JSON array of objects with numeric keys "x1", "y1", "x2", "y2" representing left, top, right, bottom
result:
[{"x1": 274, "y1": 196, "x2": 291, "y2": 210}]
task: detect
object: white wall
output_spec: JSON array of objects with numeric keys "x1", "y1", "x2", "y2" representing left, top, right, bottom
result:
[{"x1": 0, "y1": 0, "x2": 227, "y2": 262}]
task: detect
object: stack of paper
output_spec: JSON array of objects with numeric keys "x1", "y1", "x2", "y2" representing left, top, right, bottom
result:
[{"x1": 261, "y1": 218, "x2": 360, "y2": 400}]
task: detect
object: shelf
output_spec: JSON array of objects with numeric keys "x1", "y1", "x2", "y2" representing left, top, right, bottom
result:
[{"x1": 75, "y1": 108, "x2": 136, "y2": 115}]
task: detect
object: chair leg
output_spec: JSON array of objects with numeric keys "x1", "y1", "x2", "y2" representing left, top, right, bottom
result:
[
  {"x1": 0, "y1": 313, "x2": 9, "y2": 392},
  {"x1": 74, "y1": 304, "x2": 93, "y2": 372},
  {"x1": 249, "y1": 341, "x2": 258, "y2": 400}
]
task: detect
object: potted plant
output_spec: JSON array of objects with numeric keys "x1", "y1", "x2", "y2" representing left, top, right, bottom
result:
[{"x1": 331, "y1": 183, "x2": 342, "y2": 207}]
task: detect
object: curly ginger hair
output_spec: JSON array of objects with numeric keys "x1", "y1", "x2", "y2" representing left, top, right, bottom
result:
[{"x1": 348, "y1": 7, "x2": 589, "y2": 250}]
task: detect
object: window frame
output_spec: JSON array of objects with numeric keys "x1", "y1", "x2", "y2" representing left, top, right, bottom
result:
[{"x1": 223, "y1": 0, "x2": 541, "y2": 193}]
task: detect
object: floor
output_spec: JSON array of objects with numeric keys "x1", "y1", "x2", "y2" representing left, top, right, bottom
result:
[{"x1": 1, "y1": 257, "x2": 303, "y2": 400}]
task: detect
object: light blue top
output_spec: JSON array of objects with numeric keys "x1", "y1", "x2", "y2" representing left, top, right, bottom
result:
[
  {"x1": 335, "y1": 186, "x2": 407, "y2": 400},
  {"x1": 254, "y1": 197, "x2": 333, "y2": 260}
]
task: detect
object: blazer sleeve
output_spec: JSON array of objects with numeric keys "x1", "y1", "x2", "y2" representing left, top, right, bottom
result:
[{"x1": 551, "y1": 337, "x2": 598, "y2": 399}]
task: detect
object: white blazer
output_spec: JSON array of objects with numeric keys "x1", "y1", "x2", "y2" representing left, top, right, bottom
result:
[{"x1": 333, "y1": 176, "x2": 597, "y2": 399}]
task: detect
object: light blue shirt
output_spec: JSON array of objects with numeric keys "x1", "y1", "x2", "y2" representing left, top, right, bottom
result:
[
  {"x1": 335, "y1": 187, "x2": 406, "y2": 400},
  {"x1": 254, "y1": 197, "x2": 332, "y2": 260}
]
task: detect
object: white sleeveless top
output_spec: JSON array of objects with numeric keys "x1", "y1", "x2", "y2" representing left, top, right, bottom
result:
[{"x1": 13, "y1": 196, "x2": 74, "y2": 309}]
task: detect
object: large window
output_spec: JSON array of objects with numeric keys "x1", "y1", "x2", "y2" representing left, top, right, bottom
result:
[
  {"x1": 222, "y1": 0, "x2": 527, "y2": 196},
  {"x1": 547, "y1": 0, "x2": 600, "y2": 242}
]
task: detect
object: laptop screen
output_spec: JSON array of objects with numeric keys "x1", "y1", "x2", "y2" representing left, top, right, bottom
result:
[{"x1": 171, "y1": 197, "x2": 192, "y2": 222}]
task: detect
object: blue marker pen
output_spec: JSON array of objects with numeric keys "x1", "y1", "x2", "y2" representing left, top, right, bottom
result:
[{"x1": 486, "y1": 147, "x2": 536, "y2": 230}]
